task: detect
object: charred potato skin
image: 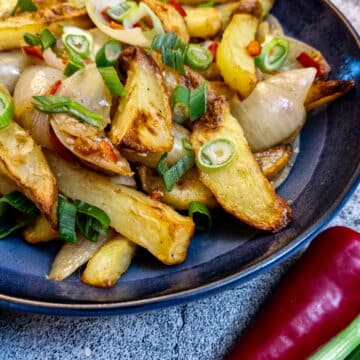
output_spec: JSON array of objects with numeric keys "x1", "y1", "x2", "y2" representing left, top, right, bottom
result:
[
  {"x1": 0, "y1": 4, "x2": 92, "y2": 51},
  {"x1": 191, "y1": 97, "x2": 292, "y2": 232},
  {"x1": 305, "y1": 80, "x2": 355, "y2": 111},
  {"x1": 110, "y1": 47, "x2": 173, "y2": 154},
  {"x1": 255, "y1": 145, "x2": 292, "y2": 180},
  {"x1": 0, "y1": 122, "x2": 57, "y2": 227},
  {"x1": 143, "y1": 0, "x2": 190, "y2": 43}
]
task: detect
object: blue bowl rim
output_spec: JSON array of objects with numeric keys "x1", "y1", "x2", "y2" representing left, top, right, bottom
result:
[{"x1": 0, "y1": 0, "x2": 359, "y2": 316}]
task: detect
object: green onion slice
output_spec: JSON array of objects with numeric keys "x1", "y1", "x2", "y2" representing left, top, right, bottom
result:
[
  {"x1": 346, "y1": 345, "x2": 360, "y2": 360},
  {"x1": 255, "y1": 37, "x2": 289, "y2": 73},
  {"x1": 24, "y1": 29, "x2": 56, "y2": 50},
  {"x1": 57, "y1": 195, "x2": 77, "y2": 243},
  {"x1": 33, "y1": 95, "x2": 105, "y2": 128},
  {"x1": 98, "y1": 67, "x2": 126, "y2": 96},
  {"x1": 196, "y1": 138, "x2": 235, "y2": 172},
  {"x1": 185, "y1": 44, "x2": 213, "y2": 71},
  {"x1": 23, "y1": 33, "x2": 41, "y2": 46},
  {"x1": 74, "y1": 200, "x2": 110, "y2": 242},
  {"x1": 64, "y1": 57, "x2": 85, "y2": 77},
  {"x1": 39, "y1": 29, "x2": 57, "y2": 50},
  {"x1": 10, "y1": 0, "x2": 37, "y2": 16},
  {"x1": 150, "y1": 32, "x2": 187, "y2": 53},
  {"x1": 197, "y1": 1, "x2": 215, "y2": 7},
  {"x1": 170, "y1": 85, "x2": 190, "y2": 124},
  {"x1": 188, "y1": 201, "x2": 212, "y2": 230},
  {"x1": 309, "y1": 315, "x2": 360, "y2": 360},
  {"x1": 0, "y1": 91, "x2": 14, "y2": 129},
  {"x1": 96, "y1": 40, "x2": 122, "y2": 67},
  {"x1": 189, "y1": 81, "x2": 207, "y2": 121},
  {"x1": 107, "y1": 1, "x2": 137, "y2": 22},
  {"x1": 0, "y1": 192, "x2": 39, "y2": 239},
  {"x1": 62, "y1": 26, "x2": 94, "y2": 60},
  {"x1": 161, "y1": 46, "x2": 186, "y2": 74},
  {"x1": 156, "y1": 139, "x2": 195, "y2": 192}
]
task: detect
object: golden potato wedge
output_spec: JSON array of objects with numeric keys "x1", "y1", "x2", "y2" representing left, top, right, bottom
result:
[
  {"x1": 137, "y1": 166, "x2": 217, "y2": 210},
  {"x1": 0, "y1": 171, "x2": 19, "y2": 195},
  {"x1": 217, "y1": 14, "x2": 258, "y2": 98},
  {"x1": 45, "y1": 151, "x2": 195, "y2": 265},
  {"x1": 179, "y1": 0, "x2": 237, "y2": 4},
  {"x1": 123, "y1": 123, "x2": 190, "y2": 168},
  {"x1": 255, "y1": 145, "x2": 292, "y2": 179},
  {"x1": 217, "y1": 1, "x2": 262, "y2": 30},
  {"x1": 190, "y1": 97, "x2": 292, "y2": 232},
  {"x1": 110, "y1": 47, "x2": 173, "y2": 153},
  {"x1": 23, "y1": 215, "x2": 58, "y2": 244},
  {"x1": 258, "y1": 0, "x2": 275, "y2": 17},
  {"x1": 184, "y1": 7, "x2": 222, "y2": 38},
  {"x1": 143, "y1": 0, "x2": 189, "y2": 43},
  {"x1": 81, "y1": 235, "x2": 136, "y2": 288},
  {"x1": 0, "y1": 4, "x2": 92, "y2": 51},
  {"x1": 48, "y1": 232, "x2": 110, "y2": 281},
  {"x1": 199, "y1": 63, "x2": 222, "y2": 81},
  {"x1": 0, "y1": 121, "x2": 57, "y2": 226},
  {"x1": 209, "y1": 81, "x2": 235, "y2": 99},
  {"x1": 305, "y1": 80, "x2": 355, "y2": 112}
]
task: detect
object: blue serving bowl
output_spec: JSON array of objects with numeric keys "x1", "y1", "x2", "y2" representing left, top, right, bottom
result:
[{"x1": 0, "y1": 0, "x2": 359, "y2": 315}]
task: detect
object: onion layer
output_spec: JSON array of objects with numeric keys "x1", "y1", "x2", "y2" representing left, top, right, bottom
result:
[{"x1": 231, "y1": 68, "x2": 316, "y2": 152}]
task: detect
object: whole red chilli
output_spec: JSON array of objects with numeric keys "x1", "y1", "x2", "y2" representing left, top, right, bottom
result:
[{"x1": 228, "y1": 226, "x2": 360, "y2": 360}]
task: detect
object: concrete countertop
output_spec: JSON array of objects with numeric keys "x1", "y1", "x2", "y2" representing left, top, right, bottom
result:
[{"x1": 0, "y1": 1, "x2": 359, "y2": 359}]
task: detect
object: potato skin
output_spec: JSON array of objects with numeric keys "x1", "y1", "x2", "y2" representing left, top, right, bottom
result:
[
  {"x1": 0, "y1": 4, "x2": 92, "y2": 51},
  {"x1": 216, "y1": 14, "x2": 258, "y2": 99},
  {"x1": 0, "y1": 122, "x2": 57, "y2": 226},
  {"x1": 81, "y1": 235, "x2": 136, "y2": 288},
  {"x1": 191, "y1": 97, "x2": 292, "y2": 232},
  {"x1": 45, "y1": 150, "x2": 195, "y2": 265},
  {"x1": 110, "y1": 47, "x2": 173, "y2": 154}
]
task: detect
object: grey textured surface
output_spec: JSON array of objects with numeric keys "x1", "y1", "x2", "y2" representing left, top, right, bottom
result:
[{"x1": 0, "y1": 1, "x2": 359, "y2": 359}]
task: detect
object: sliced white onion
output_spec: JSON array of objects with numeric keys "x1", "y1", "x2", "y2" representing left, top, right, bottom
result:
[
  {"x1": 48, "y1": 233, "x2": 109, "y2": 280},
  {"x1": 280, "y1": 36, "x2": 331, "y2": 75},
  {"x1": 13, "y1": 65, "x2": 64, "y2": 148},
  {"x1": 43, "y1": 48, "x2": 66, "y2": 71},
  {"x1": 86, "y1": 0, "x2": 163, "y2": 47},
  {"x1": 109, "y1": 175, "x2": 136, "y2": 187},
  {"x1": 56, "y1": 63, "x2": 111, "y2": 122},
  {"x1": 0, "y1": 50, "x2": 31, "y2": 93},
  {"x1": 230, "y1": 68, "x2": 316, "y2": 152},
  {"x1": 257, "y1": 14, "x2": 284, "y2": 44}
]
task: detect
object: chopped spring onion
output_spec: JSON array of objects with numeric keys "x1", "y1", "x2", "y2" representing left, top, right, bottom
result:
[
  {"x1": 196, "y1": 138, "x2": 235, "y2": 172},
  {"x1": 62, "y1": 26, "x2": 94, "y2": 60},
  {"x1": 23, "y1": 33, "x2": 41, "y2": 47},
  {"x1": 309, "y1": 315, "x2": 360, "y2": 360},
  {"x1": 39, "y1": 29, "x2": 57, "y2": 50},
  {"x1": 0, "y1": 192, "x2": 39, "y2": 239},
  {"x1": 64, "y1": 57, "x2": 85, "y2": 77},
  {"x1": 255, "y1": 37, "x2": 289, "y2": 73},
  {"x1": 185, "y1": 44, "x2": 213, "y2": 71},
  {"x1": 170, "y1": 85, "x2": 190, "y2": 124},
  {"x1": 57, "y1": 195, "x2": 77, "y2": 243},
  {"x1": 98, "y1": 67, "x2": 126, "y2": 96},
  {"x1": 188, "y1": 201, "x2": 212, "y2": 230},
  {"x1": 0, "y1": 91, "x2": 14, "y2": 129},
  {"x1": 96, "y1": 40, "x2": 122, "y2": 67},
  {"x1": 346, "y1": 345, "x2": 360, "y2": 360},
  {"x1": 74, "y1": 200, "x2": 110, "y2": 242},
  {"x1": 161, "y1": 46, "x2": 186, "y2": 74},
  {"x1": 33, "y1": 95, "x2": 105, "y2": 128},
  {"x1": 122, "y1": 3, "x2": 164, "y2": 35},
  {"x1": 197, "y1": 1, "x2": 215, "y2": 7},
  {"x1": 150, "y1": 32, "x2": 187, "y2": 53},
  {"x1": 156, "y1": 139, "x2": 195, "y2": 192},
  {"x1": 189, "y1": 81, "x2": 208, "y2": 121},
  {"x1": 10, "y1": 0, "x2": 37, "y2": 16},
  {"x1": 107, "y1": 1, "x2": 137, "y2": 22},
  {"x1": 24, "y1": 29, "x2": 56, "y2": 50}
]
